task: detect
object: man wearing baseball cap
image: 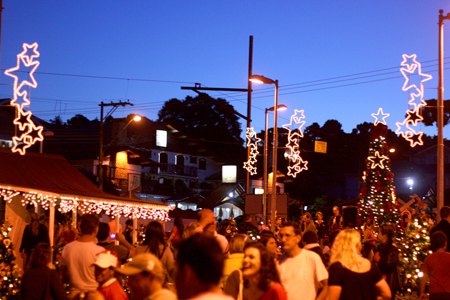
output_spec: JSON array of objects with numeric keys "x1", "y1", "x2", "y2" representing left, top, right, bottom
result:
[
  {"x1": 116, "y1": 253, "x2": 177, "y2": 300},
  {"x1": 93, "y1": 251, "x2": 129, "y2": 300}
]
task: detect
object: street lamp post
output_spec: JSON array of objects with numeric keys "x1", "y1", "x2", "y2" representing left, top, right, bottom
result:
[
  {"x1": 250, "y1": 75, "x2": 279, "y2": 232},
  {"x1": 264, "y1": 105, "x2": 287, "y2": 223},
  {"x1": 438, "y1": 10, "x2": 450, "y2": 218}
]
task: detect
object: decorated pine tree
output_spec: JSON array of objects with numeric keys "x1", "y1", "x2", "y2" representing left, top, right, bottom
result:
[
  {"x1": 398, "y1": 196, "x2": 431, "y2": 296},
  {"x1": 357, "y1": 112, "x2": 401, "y2": 228},
  {"x1": 0, "y1": 222, "x2": 21, "y2": 300}
]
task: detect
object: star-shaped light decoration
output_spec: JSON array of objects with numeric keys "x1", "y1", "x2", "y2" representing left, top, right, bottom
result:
[
  {"x1": 243, "y1": 127, "x2": 261, "y2": 175},
  {"x1": 396, "y1": 54, "x2": 432, "y2": 147},
  {"x1": 371, "y1": 108, "x2": 390, "y2": 125},
  {"x1": 4, "y1": 42, "x2": 45, "y2": 155},
  {"x1": 367, "y1": 151, "x2": 388, "y2": 169},
  {"x1": 282, "y1": 109, "x2": 308, "y2": 177}
]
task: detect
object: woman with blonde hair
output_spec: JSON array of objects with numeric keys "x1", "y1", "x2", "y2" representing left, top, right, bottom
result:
[
  {"x1": 327, "y1": 229, "x2": 391, "y2": 300},
  {"x1": 221, "y1": 234, "x2": 246, "y2": 289}
]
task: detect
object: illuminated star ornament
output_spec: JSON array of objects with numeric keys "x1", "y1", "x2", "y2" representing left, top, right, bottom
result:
[
  {"x1": 371, "y1": 108, "x2": 390, "y2": 125},
  {"x1": 4, "y1": 43, "x2": 44, "y2": 155},
  {"x1": 367, "y1": 151, "x2": 388, "y2": 169},
  {"x1": 395, "y1": 54, "x2": 432, "y2": 148},
  {"x1": 282, "y1": 109, "x2": 308, "y2": 177},
  {"x1": 243, "y1": 127, "x2": 261, "y2": 175}
]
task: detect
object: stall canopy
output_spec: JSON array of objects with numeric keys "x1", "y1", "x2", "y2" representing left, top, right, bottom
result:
[{"x1": 0, "y1": 148, "x2": 170, "y2": 220}]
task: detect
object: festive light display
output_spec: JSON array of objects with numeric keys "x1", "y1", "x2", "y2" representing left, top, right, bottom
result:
[
  {"x1": 0, "y1": 221, "x2": 21, "y2": 299},
  {"x1": 0, "y1": 186, "x2": 171, "y2": 221},
  {"x1": 243, "y1": 127, "x2": 261, "y2": 175},
  {"x1": 395, "y1": 54, "x2": 432, "y2": 147},
  {"x1": 4, "y1": 43, "x2": 45, "y2": 155},
  {"x1": 398, "y1": 197, "x2": 431, "y2": 296},
  {"x1": 357, "y1": 124, "x2": 401, "y2": 227},
  {"x1": 282, "y1": 110, "x2": 308, "y2": 177},
  {"x1": 371, "y1": 108, "x2": 390, "y2": 126}
]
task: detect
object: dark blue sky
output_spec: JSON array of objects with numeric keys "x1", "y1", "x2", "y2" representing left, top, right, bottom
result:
[{"x1": 1, "y1": 1, "x2": 449, "y2": 142}]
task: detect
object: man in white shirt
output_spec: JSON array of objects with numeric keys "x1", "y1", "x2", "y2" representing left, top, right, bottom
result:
[
  {"x1": 61, "y1": 214, "x2": 105, "y2": 299},
  {"x1": 278, "y1": 221, "x2": 328, "y2": 300}
]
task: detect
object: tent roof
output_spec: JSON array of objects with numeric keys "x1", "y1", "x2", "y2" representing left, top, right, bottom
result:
[{"x1": 0, "y1": 149, "x2": 169, "y2": 219}]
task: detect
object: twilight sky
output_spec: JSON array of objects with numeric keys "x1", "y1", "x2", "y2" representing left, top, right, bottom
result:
[{"x1": 1, "y1": 1, "x2": 450, "y2": 142}]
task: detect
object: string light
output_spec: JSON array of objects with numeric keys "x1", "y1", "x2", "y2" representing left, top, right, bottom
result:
[{"x1": 282, "y1": 110, "x2": 308, "y2": 177}]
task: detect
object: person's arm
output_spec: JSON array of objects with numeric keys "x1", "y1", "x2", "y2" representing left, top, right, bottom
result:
[
  {"x1": 325, "y1": 285, "x2": 340, "y2": 300},
  {"x1": 116, "y1": 232, "x2": 135, "y2": 256},
  {"x1": 316, "y1": 279, "x2": 328, "y2": 300},
  {"x1": 419, "y1": 272, "x2": 429, "y2": 300},
  {"x1": 375, "y1": 278, "x2": 392, "y2": 300}
]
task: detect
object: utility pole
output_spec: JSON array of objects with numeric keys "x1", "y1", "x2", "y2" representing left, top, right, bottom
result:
[
  {"x1": 99, "y1": 100, "x2": 133, "y2": 191},
  {"x1": 247, "y1": 35, "x2": 253, "y2": 199}
]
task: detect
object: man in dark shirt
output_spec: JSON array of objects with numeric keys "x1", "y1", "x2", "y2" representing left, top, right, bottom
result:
[
  {"x1": 237, "y1": 214, "x2": 257, "y2": 234},
  {"x1": 430, "y1": 206, "x2": 450, "y2": 252},
  {"x1": 97, "y1": 222, "x2": 130, "y2": 264},
  {"x1": 329, "y1": 206, "x2": 342, "y2": 232}
]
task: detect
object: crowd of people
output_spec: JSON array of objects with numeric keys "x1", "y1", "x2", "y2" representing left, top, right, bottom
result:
[{"x1": 17, "y1": 205, "x2": 450, "y2": 300}]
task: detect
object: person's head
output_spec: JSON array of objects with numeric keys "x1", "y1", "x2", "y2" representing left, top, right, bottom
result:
[
  {"x1": 143, "y1": 221, "x2": 165, "y2": 246},
  {"x1": 197, "y1": 209, "x2": 216, "y2": 228},
  {"x1": 242, "y1": 242, "x2": 281, "y2": 292},
  {"x1": 174, "y1": 216, "x2": 184, "y2": 233},
  {"x1": 229, "y1": 234, "x2": 246, "y2": 254},
  {"x1": 26, "y1": 203, "x2": 35, "y2": 213},
  {"x1": 260, "y1": 234, "x2": 278, "y2": 256},
  {"x1": 243, "y1": 214, "x2": 252, "y2": 222},
  {"x1": 80, "y1": 214, "x2": 100, "y2": 236},
  {"x1": 125, "y1": 219, "x2": 133, "y2": 230},
  {"x1": 364, "y1": 219, "x2": 374, "y2": 230},
  {"x1": 27, "y1": 243, "x2": 51, "y2": 270},
  {"x1": 275, "y1": 216, "x2": 282, "y2": 225},
  {"x1": 439, "y1": 206, "x2": 450, "y2": 221},
  {"x1": 176, "y1": 234, "x2": 224, "y2": 300},
  {"x1": 93, "y1": 251, "x2": 118, "y2": 286},
  {"x1": 323, "y1": 238, "x2": 330, "y2": 247},
  {"x1": 316, "y1": 212, "x2": 323, "y2": 221},
  {"x1": 329, "y1": 229, "x2": 362, "y2": 269},
  {"x1": 302, "y1": 212, "x2": 312, "y2": 223},
  {"x1": 203, "y1": 221, "x2": 217, "y2": 237},
  {"x1": 116, "y1": 253, "x2": 165, "y2": 300},
  {"x1": 402, "y1": 213, "x2": 411, "y2": 224},
  {"x1": 279, "y1": 221, "x2": 301, "y2": 255},
  {"x1": 183, "y1": 222, "x2": 202, "y2": 239},
  {"x1": 302, "y1": 231, "x2": 318, "y2": 245},
  {"x1": 378, "y1": 224, "x2": 395, "y2": 245},
  {"x1": 430, "y1": 231, "x2": 448, "y2": 252},
  {"x1": 333, "y1": 206, "x2": 340, "y2": 216},
  {"x1": 97, "y1": 222, "x2": 111, "y2": 242}
]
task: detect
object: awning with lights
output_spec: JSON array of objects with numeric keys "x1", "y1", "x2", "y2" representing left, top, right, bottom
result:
[{"x1": 0, "y1": 148, "x2": 170, "y2": 220}]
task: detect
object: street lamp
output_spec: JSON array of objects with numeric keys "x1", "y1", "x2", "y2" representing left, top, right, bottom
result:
[
  {"x1": 250, "y1": 75, "x2": 279, "y2": 232},
  {"x1": 99, "y1": 115, "x2": 141, "y2": 190},
  {"x1": 437, "y1": 10, "x2": 450, "y2": 218},
  {"x1": 263, "y1": 105, "x2": 287, "y2": 223}
]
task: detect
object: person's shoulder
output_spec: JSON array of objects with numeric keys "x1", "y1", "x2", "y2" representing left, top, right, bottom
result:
[{"x1": 149, "y1": 288, "x2": 177, "y2": 300}]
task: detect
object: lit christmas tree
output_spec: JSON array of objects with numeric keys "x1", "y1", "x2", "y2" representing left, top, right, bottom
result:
[
  {"x1": 0, "y1": 222, "x2": 22, "y2": 300},
  {"x1": 357, "y1": 114, "x2": 401, "y2": 228},
  {"x1": 398, "y1": 196, "x2": 431, "y2": 296}
]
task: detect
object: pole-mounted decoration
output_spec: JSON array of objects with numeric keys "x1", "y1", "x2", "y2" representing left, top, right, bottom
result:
[
  {"x1": 395, "y1": 54, "x2": 432, "y2": 147},
  {"x1": 243, "y1": 127, "x2": 261, "y2": 175},
  {"x1": 283, "y1": 109, "x2": 308, "y2": 177},
  {"x1": 4, "y1": 43, "x2": 44, "y2": 155}
]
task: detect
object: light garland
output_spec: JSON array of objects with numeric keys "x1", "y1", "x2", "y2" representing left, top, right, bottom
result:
[
  {"x1": 0, "y1": 186, "x2": 171, "y2": 221},
  {"x1": 367, "y1": 151, "x2": 388, "y2": 169},
  {"x1": 395, "y1": 54, "x2": 432, "y2": 147},
  {"x1": 4, "y1": 43, "x2": 44, "y2": 155},
  {"x1": 243, "y1": 127, "x2": 261, "y2": 175},
  {"x1": 282, "y1": 110, "x2": 308, "y2": 177}
]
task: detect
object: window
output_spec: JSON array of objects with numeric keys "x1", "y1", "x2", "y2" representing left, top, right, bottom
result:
[
  {"x1": 156, "y1": 130, "x2": 167, "y2": 147},
  {"x1": 159, "y1": 152, "x2": 168, "y2": 164},
  {"x1": 190, "y1": 156, "x2": 197, "y2": 164},
  {"x1": 199, "y1": 158, "x2": 206, "y2": 170}
]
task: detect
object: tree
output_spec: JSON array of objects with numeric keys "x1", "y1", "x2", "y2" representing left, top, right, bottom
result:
[
  {"x1": 67, "y1": 114, "x2": 90, "y2": 126},
  {"x1": 49, "y1": 115, "x2": 66, "y2": 128},
  {"x1": 0, "y1": 222, "x2": 21, "y2": 299},
  {"x1": 157, "y1": 94, "x2": 245, "y2": 163},
  {"x1": 422, "y1": 99, "x2": 450, "y2": 126},
  {"x1": 357, "y1": 124, "x2": 401, "y2": 227}
]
